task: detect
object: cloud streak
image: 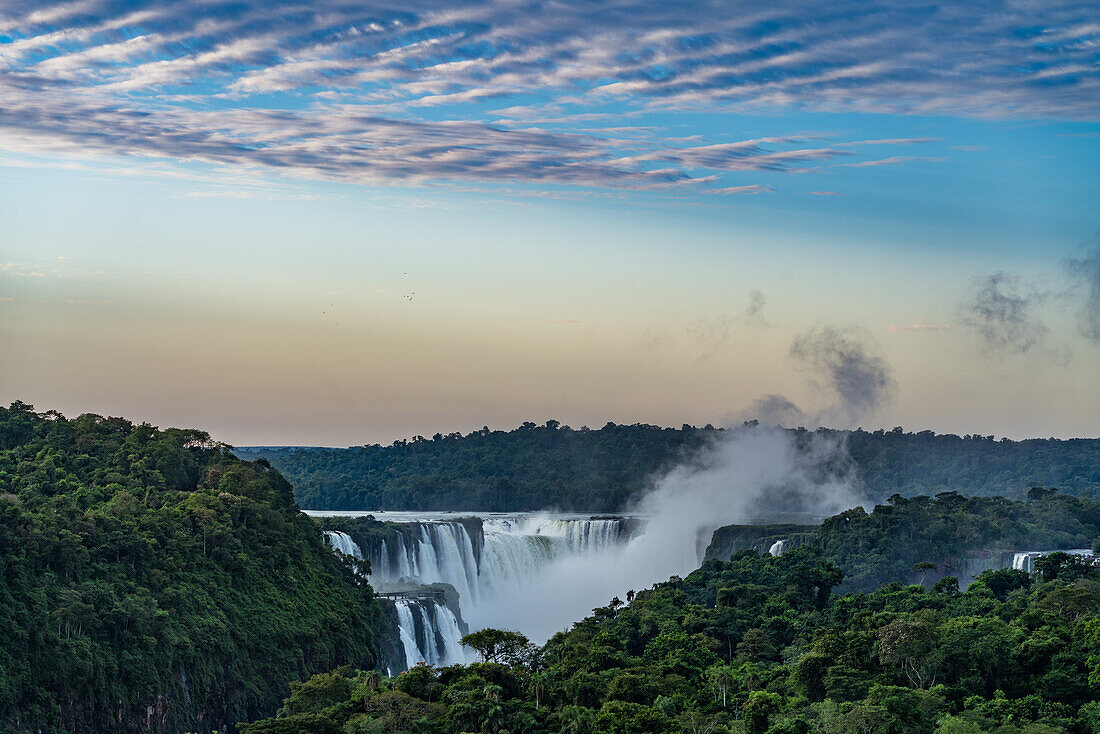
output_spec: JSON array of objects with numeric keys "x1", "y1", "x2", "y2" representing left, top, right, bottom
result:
[
  {"x1": 887, "y1": 319, "x2": 951, "y2": 332},
  {"x1": 0, "y1": 0, "x2": 1095, "y2": 190}
]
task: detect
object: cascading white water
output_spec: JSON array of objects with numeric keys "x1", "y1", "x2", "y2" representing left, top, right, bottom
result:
[
  {"x1": 431, "y1": 603, "x2": 467, "y2": 666},
  {"x1": 394, "y1": 600, "x2": 425, "y2": 671},
  {"x1": 322, "y1": 514, "x2": 644, "y2": 651},
  {"x1": 368, "y1": 517, "x2": 634, "y2": 606},
  {"x1": 489, "y1": 517, "x2": 625, "y2": 553},
  {"x1": 768, "y1": 539, "x2": 786, "y2": 557},
  {"x1": 479, "y1": 532, "x2": 566, "y2": 596},
  {"x1": 1009, "y1": 549, "x2": 1096, "y2": 574},
  {"x1": 417, "y1": 524, "x2": 482, "y2": 606},
  {"x1": 392, "y1": 598, "x2": 468, "y2": 671},
  {"x1": 323, "y1": 530, "x2": 363, "y2": 559},
  {"x1": 370, "y1": 523, "x2": 480, "y2": 602}
]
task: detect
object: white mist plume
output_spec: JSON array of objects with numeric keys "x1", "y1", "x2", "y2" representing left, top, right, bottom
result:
[
  {"x1": 467, "y1": 426, "x2": 865, "y2": 642},
  {"x1": 736, "y1": 324, "x2": 896, "y2": 429}
]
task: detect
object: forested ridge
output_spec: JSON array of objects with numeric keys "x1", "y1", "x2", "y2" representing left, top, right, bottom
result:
[
  {"x1": 0, "y1": 402, "x2": 385, "y2": 733},
  {"x1": 707, "y1": 490, "x2": 1100, "y2": 592},
  {"x1": 237, "y1": 423, "x2": 1100, "y2": 511},
  {"x1": 245, "y1": 547, "x2": 1100, "y2": 734}
]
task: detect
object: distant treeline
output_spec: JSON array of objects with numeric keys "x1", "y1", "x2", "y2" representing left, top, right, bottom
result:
[{"x1": 237, "y1": 422, "x2": 1100, "y2": 511}]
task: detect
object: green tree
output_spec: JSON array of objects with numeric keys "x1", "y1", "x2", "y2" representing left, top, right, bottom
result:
[{"x1": 461, "y1": 629, "x2": 531, "y2": 664}]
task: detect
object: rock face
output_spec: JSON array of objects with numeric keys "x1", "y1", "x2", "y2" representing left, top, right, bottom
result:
[{"x1": 704, "y1": 524, "x2": 819, "y2": 562}]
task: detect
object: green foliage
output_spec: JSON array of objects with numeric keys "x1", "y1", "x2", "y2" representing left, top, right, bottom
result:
[
  {"x1": 815, "y1": 491, "x2": 1100, "y2": 592},
  {"x1": 236, "y1": 424, "x2": 1100, "y2": 511},
  {"x1": 0, "y1": 403, "x2": 384, "y2": 733},
  {"x1": 460, "y1": 628, "x2": 532, "y2": 665},
  {"x1": 246, "y1": 540, "x2": 1100, "y2": 734}
]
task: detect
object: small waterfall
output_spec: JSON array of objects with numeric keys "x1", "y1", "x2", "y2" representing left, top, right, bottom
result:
[
  {"x1": 394, "y1": 600, "x2": 425, "y2": 671},
  {"x1": 323, "y1": 531, "x2": 363, "y2": 559},
  {"x1": 377, "y1": 539, "x2": 388, "y2": 577},
  {"x1": 393, "y1": 598, "x2": 468, "y2": 671},
  {"x1": 431, "y1": 603, "x2": 467, "y2": 666},
  {"x1": 768, "y1": 539, "x2": 786, "y2": 557},
  {"x1": 1009, "y1": 549, "x2": 1095, "y2": 575}
]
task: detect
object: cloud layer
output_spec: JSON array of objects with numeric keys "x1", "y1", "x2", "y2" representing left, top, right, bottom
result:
[{"x1": 0, "y1": 0, "x2": 1097, "y2": 189}]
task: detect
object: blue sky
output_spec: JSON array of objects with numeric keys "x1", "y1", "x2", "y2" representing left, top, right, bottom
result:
[{"x1": 1, "y1": 0, "x2": 1098, "y2": 444}]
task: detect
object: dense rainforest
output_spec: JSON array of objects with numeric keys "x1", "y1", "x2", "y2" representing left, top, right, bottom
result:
[
  {"x1": 0, "y1": 402, "x2": 386, "y2": 733},
  {"x1": 244, "y1": 547, "x2": 1100, "y2": 734},
  {"x1": 237, "y1": 422, "x2": 1100, "y2": 511},
  {"x1": 706, "y1": 490, "x2": 1100, "y2": 592},
  {"x1": 7, "y1": 401, "x2": 1100, "y2": 733}
]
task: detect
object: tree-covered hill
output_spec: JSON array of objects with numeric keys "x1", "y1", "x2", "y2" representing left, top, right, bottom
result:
[
  {"x1": 0, "y1": 402, "x2": 386, "y2": 733},
  {"x1": 817, "y1": 489, "x2": 1100, "y2": 593},
  {"x1": 237, "y1": 423, "x2": 1100, "y2": 511},
  {"x1": 706, "y1": 490, "x2": 1100, "y2": 593}
]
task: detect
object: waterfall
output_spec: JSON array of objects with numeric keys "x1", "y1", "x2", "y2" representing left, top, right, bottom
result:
[
  {"x1": 366, "y1": 523, "x2": 481, "y2": 604},
  {"x1": 431, "y1": 603, "x2": 467, "y2": 666},
  {"x1": 323, "y1": 531, "x2": 363, "y2": 559},
  {"x1": 768, "y1": 539, "x2": 786, "y2": 557},
  {"x1": 392, "y1": 598, "x2": 468, "y2": 671},
  {"x1": 414, "y1": 524, "x2": 482, "y2": 606},
  {"x1": 488, "y1": 517, "x2": 633, "y2": 550},
  {"x1": 1009, "y1": 549, "x2": 1096, "y2": 574},
  {"x1": 479, "y1": 532, "x2": 566, "y2": 595},
  {"x1": 377, "y1": 539, "x2": 388, "y2": 577},
  {"x1": 368, "y1": 518, "x2": 637, "y2": 605},
  {"x1": 323, "y1": 514, "x2": 644, "y2": 665},
  {"x1": 394, "y1": 600, "x2": 425, "y2": 671}
]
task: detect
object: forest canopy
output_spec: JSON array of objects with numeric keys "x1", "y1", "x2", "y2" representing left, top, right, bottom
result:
[
  {"x1": 0, "y1": 402, "x2": 385, "y2": 733},
  {"x1": 238, "y1": 422, "x2": 1100, "y2": 511}
]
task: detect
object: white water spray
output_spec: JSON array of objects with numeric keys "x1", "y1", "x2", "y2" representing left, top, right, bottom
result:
[{"x1": 465, "y1": 427, "x2": 865, "y2": 641}]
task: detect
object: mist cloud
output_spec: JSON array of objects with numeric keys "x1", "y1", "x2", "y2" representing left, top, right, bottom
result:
[
  {"x1": 474, "y1": 427, "x2": 866, "y2": 642},
  {"x1": 789, "y1": 324, "x2": 897, "y2": 426},
  {"x1": 1066, "y1": 242, "x2": 1100, "y2": 343},
  {"x1": 743, "y1": 394, "x2": 806, "y2": 428},
  {"x1": 733, "y1": 324, "x2": 895, "y2": 429},
  {"x1": 960, "y1": 273, "x2": 1049, "y2": 355},
  {"x1": 742, "y1": 289, "x2": 769, "y2": 326}
]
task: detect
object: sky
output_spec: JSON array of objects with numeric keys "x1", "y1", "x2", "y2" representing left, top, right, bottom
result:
[{"x1": 1, "y1": 0, "x2": 1099, "y2": 445}]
